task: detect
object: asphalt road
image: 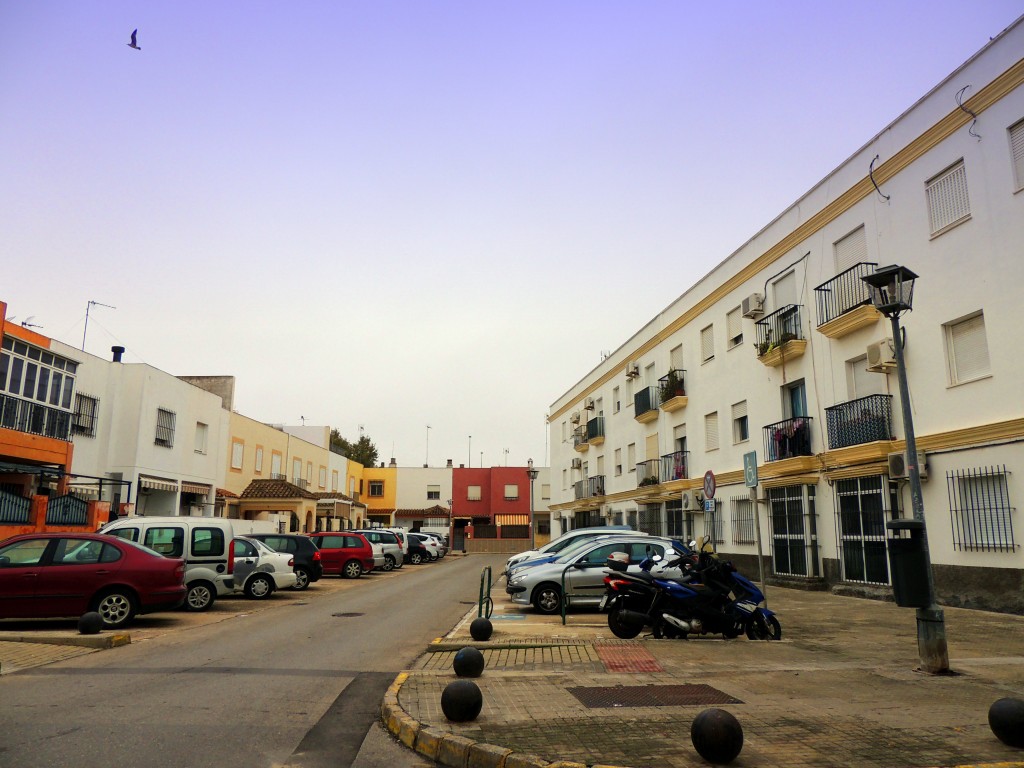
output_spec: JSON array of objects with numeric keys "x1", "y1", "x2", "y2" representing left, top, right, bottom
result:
[{"x1": 0, "y1": 553, "x2": 508, "y2": 768}]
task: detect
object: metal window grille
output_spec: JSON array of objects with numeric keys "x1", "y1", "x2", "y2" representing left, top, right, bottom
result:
[
  {"x1": 638, "y1": 504, "x2": 663, "y2": 537},
  {"x1": 926, "y1": 160, "x2": 970, "y2": 234},
  {"x1": 947, "y1": 466, "x2": 1015, "y2": 552},
  {"x1": 704, "y1": 502, "x2": 725, "y2": 544},
  {"x1": 767, "y1": 485, "x2": 819, "y2": 577},
  {"x1": 155, "y1": 408, "x2": 175, "y2": 447},
  {"x1": 731, "y1": 496, "x2": 755, "y2": 544},
  {"x1": 72, "y1": 394, "x2": 98, "y2": 437},
  {"x1": 833, "y1": 475, "x2": 895, "y2": 585}
]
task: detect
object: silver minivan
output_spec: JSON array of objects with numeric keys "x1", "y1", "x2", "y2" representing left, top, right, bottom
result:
[{"x1": 352, "y1": 529, "x2": 404, "y2": 571}]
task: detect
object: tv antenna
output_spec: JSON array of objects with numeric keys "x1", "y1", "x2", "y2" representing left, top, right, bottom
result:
[
  {"x1": 82, "y1": 300, "x2": 116, "y2": 351},
  {"x1": 21, "y1": 316, "x2": 43, "y2": 330}
]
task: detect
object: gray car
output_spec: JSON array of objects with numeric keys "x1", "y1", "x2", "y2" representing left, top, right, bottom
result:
[
  {"x1": 351, "y1": 529, "x2": 404, "y2": 571},
  {"x1": 505, "y1": 535, "x2": 686, "y2": 614}
]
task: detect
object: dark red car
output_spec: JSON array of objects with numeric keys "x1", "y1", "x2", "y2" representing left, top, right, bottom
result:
[
  {"x1": 307, "y1": 532, "x2": 376, "y2": 578},
  {"x1": 0, "y1": 532, "x2": 186, "y2": 629}
]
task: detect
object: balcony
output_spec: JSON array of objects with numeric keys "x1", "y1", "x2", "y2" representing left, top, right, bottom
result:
[
  {"x1": 754, "y1": 304, "x2": 807, "y2": 367},
  {"x1": 763, "y1": 416, "x2": 814, "y2": 461},
  {"x1": 587, "y1": 475, "x2": 606, "y2": 497},
  {"x1": 574, "y1": 480, "x2": 585, "y2": 500},
  {"x1": 658, "y1": 369, "x2": 688, "y2": 413},
  {"x1": 660, "y1": 450, "x2": 689, "y2": 482},
  {"x1": 586, "y1": 416, "x2": 605, "y2": 446},
  {"x1": 0, "y1": 393, "x2": 72, "y2": 442},
  {"x1": 633, "y1": 386, "x2": 659, "y2": 423},
  {"x1": 824, "y1": 394, "x2": 894, "y2": 450},
  {"x1": 813, "y1": 262, "x2": 882, "y2": 339},
  {"x1": 572, "y1": 424, "x2": 589, "y2": 453},
  {"x1": 636, "y1": 459, "x2": 660, "y2": 487}
]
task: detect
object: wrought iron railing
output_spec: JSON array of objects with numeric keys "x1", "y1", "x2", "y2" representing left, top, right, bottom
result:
[
  {"x1": 813, "y1": 262, "x2": 878, "y2": 327},
  {"x1": 633, "y1": 386, "x2": 658, "y2": 418},
  {"x1": 572, "y1": 425, "x2": 587, "y2": 448},
  {"x1": 586, "y1": 416, "x2": 605, "y2": 442},
  {"x1": 763, "y1": 416, "x2": 814, "y2": 461},
  {"x1": 45, "y1": 494, "x2": 88, "y2": 525},
  {"x1": 636, "y1": 459, "x2": 660, "y2": 487},
  {"x1": 824, "y1": 394, "x2": 893, "y2": 449},
  {"x1": 754, "y1": 304, "x2": 804, "y2": 357},
  {"x1": 658, "y1": 369, "x2": 686, "y2": 403},
  {"x1": 587, "y1": 475, "x2": 606, "y2": 497},
  {"x1": 0, "y1": 393, "x2": 72, "y2": 441},
  {"x1": 660, "y1": 450, "x2": 689, "y2": 482},
  {"x1": 0, "y1": 490, "x2": 31, "y2": 524},
  {"x1": 574, "y1": 480, "x2": 585, "y2": 500}
]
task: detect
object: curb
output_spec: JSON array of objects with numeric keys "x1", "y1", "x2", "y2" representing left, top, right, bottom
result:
[{"x1": 1, "y1": 633, "x2": 131, "y2": 649}]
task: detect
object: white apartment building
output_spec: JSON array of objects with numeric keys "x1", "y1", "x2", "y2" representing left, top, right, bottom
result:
[{"x1": 548, "y1": 19, "x2": 1024, "y2": 613}]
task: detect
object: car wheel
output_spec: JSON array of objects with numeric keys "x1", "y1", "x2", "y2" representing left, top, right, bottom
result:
[
  {"x1": 184, "y1": 581, "x2": 216, "y2": 612},
  {"x1": 342, "y1": 559, "x2": 363, "y2": 579},
  {"x1": 409, "y1": 552, "x2": 424, "y2": 565},
  {"x1": 532, "y1": 583, "x2": 562, "y2": 615},
  {"x1": 291, "y1": 567, "x2": 311, "y2": 591},
  {"x1": 382, "y1": 554, "x2": 396, "y2": 572},
  {"x1": 93, "y1": 589, "x2": 136, "y2": 629},
  {"x1": 245, "y1": 574, "x2": 274, "y2": 599}
]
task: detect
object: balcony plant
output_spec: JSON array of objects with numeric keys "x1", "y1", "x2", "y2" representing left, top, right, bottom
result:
[{"x1": 660, "y1": 370, "x2": 685, "y2": 403}]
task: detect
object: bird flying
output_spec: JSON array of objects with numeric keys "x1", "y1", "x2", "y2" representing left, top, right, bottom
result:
[{"x1": 127, "y1": 29, "x2": 141, "y2": 50}]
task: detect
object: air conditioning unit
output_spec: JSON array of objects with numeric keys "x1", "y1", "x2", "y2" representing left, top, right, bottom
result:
[
  {"x1": 867, "y1": 338, "x2": 897, "y2": 372},
  {"x1": 570, "y1": 410, "x2": 581, "y2": 424},
  {"x1": 888, "y1": 451, "x2": 928, "y2": 480},
  {"x1": 584, "y1": 397, "x2": 595, "y2": 410},
  {"x1": 741, "y1": 293, "x2": 764, "y2": 319},
  {"x1": 625, "y1": 362, "x2": 640, "y2": 379},
  {"x1": 680, "y1": 489, "x2": 700, "y2": 510},
  {"x1": 571, "y1": 458, "x2": 582, "y2": 470}
]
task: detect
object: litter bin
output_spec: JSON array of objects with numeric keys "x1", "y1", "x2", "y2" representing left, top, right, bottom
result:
[{"x1": 886, "y1": 519, "x2": 930, "y2": 608}]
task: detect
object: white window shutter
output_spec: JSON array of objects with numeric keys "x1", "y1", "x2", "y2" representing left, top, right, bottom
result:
[
  {"x1": 701, "y1": 326, "x2": 714, "y2": 362},
  {"x1": 705, "y1": 412, "x2": 719, "y2": 451},
  {"x1": 926, "y1": 161, "x2": 970, "y2": 234},
  {"x1": 950, "y1": 313, "x2": 990, "y2": 383},
  {"x1": 834, "y1": 225, "x2": 867, "y2": 273},
  {"x1": 1011, "y1": 119, "x2": 1024, "y2": 191}
]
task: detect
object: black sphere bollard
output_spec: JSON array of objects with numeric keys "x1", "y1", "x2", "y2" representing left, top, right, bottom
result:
[
  {"x1": 989, "y1": 697, "x2": 1024, "y2": 748},
  {"x1": 690, "y1": 708, "x2": 744, "y2": 764},
  {"x1": 470, "y1": 617, "x2": 493, "y2": 641},
  {"x1": 453, "y1": 646, "x2": 485, "y2": 678},
  {"x1": 440, "y1": 680, "x2": 483, "y2": 722},
  {"x1": 78, "y1": 612, "x2": 104, "y2": 635}
]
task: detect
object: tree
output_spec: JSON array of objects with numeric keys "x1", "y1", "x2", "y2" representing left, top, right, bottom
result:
[{"x1": 330, "y1": 429, "x2": 379, "y2": 467}]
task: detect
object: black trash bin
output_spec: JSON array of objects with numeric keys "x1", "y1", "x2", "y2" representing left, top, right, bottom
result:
[{"x1": 886, "y1": 519, "x2": 930, "y2": 608}]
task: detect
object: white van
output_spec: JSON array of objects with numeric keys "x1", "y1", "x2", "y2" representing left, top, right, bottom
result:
[{"x1": 101, "y1": 516, "x2": 235, "y2": 611}]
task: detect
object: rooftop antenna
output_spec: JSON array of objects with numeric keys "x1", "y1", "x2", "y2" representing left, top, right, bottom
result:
[
  {"x1": 300, "y1": 415, "x2": 306, "y2": 426},
  {"x1": 21, "y1": 316, "x2": 43, "y2": 329},
  {"x1": 82, "y1": 300, "x2": 116, "y2": 351}
]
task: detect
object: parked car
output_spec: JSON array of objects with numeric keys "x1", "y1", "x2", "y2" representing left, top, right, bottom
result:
[
  {"x1": 101, "y1": 516, "x2": 235, "y2": 612},
  {"x1": 0, "y1": 532, "x2": 186, "y2": 629},
  {"x1": 379, "y1": 527, "x2": 409, "y2": 559},
  {"x1": 307, "y1": 532, "x2": 376, "y2": 578},
  {"x1": 351, "y1": 529, "x2": 404, "y2": 571},
  {"x1": 404, "y1": 534, "x2": 434, "y2": 565},
  {"x1": 417, "y1": 532, "x2": 448, "y2": 557},
  {"x1": 232, "y1": 537, "x2": 298, "y2": 598},
  {"x1": 505, "y1": 535, "x2": 689, "y2": 614},
  {"x1": 505, "y1": 526, "x2": 639, "y2": 574},
  {"x1": 505, "y1": 534, "x2": 632, "y2": 579},
  {"x1": 407, "y1": 532, "x2": 441, "y2": 561},
  {"x1": 245, "y1": 533, "x2": 323, "y2": 590}
]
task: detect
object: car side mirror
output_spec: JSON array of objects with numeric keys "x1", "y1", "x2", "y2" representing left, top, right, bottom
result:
[{"x1": 0, "y1": 556, "x2": 10, "y2": 567}]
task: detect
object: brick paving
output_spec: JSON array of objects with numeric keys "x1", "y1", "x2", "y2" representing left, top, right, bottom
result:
[{"x1": 0, "y1": 640, "x2": 97, "y2": 674}]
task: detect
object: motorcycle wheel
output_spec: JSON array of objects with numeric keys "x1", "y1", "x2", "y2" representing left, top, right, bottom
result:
[
  {"x1": 608, "y1": 608, "x2": 644, "y2": 640},
  {"x1": 746, "y1": 613, "x2": 783, "y2": 641}
]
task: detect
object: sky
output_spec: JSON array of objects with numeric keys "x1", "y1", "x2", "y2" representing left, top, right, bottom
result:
[{"x1": 1, "y1": 2, "x2": 1021, "y2": 471}]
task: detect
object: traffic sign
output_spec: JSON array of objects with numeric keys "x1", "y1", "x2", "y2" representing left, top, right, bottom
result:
[
  {"x1": 703, "y1": 470, "x2": 716, "y2": 500},
  {"x1": 703, "y1": 498, "x2": 716, "y2": 513},
  {"x1": 743, "y1": 451, "x2": 759, "y2": 488}
]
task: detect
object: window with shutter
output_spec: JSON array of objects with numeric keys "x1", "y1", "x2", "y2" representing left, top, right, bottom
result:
[
  {"x1": 946, "y1": 312, "x2": 990, "y2": 384},
  {"x1": 670, "y1": 344, "x2": 683, "y2": 370},
  {"x1": 726, "y1": 308, "x2": 743, "y2": 348},
  {"x1": 155, "y1": 408, "x2": 175, "y2": 447},
  {"x1": 705, "y1": 412, "x2": 719, "y2": 451},
  {"x1": 732, "y1": 401, "x2": 749, "y2": 443},
  {"x1": 231, "y1": 440, "x2": 244, "y2": 469},
  {"x1": 773, "y1": 271, "x2": 797, "y2": 309},
  {"x1": 834, "y1": 225, "x2": 867, "y2": 274},
  {"x1": 1011, "y1": 118, "x2": 1024, "y2": 191},
  {"x1": 700, "y1": 325, "x2": 714, "y2": 362},
  {"x1": 926, "y1": 160, "x2": 971, "y2": 235}
]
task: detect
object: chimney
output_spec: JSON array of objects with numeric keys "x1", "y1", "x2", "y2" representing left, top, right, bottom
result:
[
  {"x1": 111, "y1": 346, "x2": 125, "y2": 363},
  {"x1": 389, "y1": 457, "x2": 397, "y2": 468},
  {"x1": 446, "y1": 459, "x2": 453, "y2": 468}
]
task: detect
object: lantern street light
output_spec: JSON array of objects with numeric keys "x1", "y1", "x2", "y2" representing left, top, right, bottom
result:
[
  {"x1": 526, "y1": 458, "x2": 540, "y2": 550},
  {"x1": 861, "y1": 265, "x2": 949, "y2": 674}
]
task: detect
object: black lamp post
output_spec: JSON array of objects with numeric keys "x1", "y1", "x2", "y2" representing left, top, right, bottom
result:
[
  {"x1": 526, "y1": 459, "x2": 539, "y2": 550},
  {"x1": 861, "y1": 265, "x2": 949, "y2": 674}
]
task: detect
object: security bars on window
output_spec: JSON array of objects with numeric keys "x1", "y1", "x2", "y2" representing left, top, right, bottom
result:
[{"x1": 947, "y1": 465, "x2": 1015, "y2": 552}]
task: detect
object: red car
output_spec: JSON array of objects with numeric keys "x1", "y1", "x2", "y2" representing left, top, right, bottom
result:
[
  {"x1": 0, "y1": 532, "x2": 186, "y2": 629},
  {"x1": 307, "y1": 532, "x2": 376, "y2": 578}
]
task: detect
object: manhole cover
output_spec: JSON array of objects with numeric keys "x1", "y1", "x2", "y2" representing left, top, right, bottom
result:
[
  {"x1": 567, "y1": 684, "x2": 743, "y2": 708},
  {"x1": 332, "y1": 612, "x2": 364, "y2": 618}
]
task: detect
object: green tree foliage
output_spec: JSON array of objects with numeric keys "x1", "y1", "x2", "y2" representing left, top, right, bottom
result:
[{"x1": 330, "y1": 429, "x2": 379, "y2": 467}]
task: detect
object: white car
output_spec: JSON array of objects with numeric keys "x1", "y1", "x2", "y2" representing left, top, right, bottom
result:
[
  {"x1": 408, "y1": 532, "x2": 441, "y2": 561},
  {"x1": 505, "y1": 526, "x2": 642, "y2": 574},
  {"x1": 233, "y1": 537, "x2": 298, "y2": 598}
]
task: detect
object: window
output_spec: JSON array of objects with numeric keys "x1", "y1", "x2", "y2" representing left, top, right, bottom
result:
[
  {"x1": 144, "y1": 526, "x2": 184, "y2": 557},
  {"x1": 195, "y1": 422, "x2": 208, "y2": 454},
  {"x1": 255, "y1": 447, "x2": 264, "y2": 473},
  {"x1": 271, "y1": 452, "x2": 282, "y2": 476},
  {"x1": 155, "y1": 408, "x2": 176, "y2": 447},
  {"x1": 700, "y1": 325, "x2": 714, "y2": 363},
  {"x1": 192, "y1": 527, "x2": 225, "y2": 557},
  {"x1": 331, "y1": 470, "x2": 339, "y2": 491},
  {"x1": 773, "y1": 271, "x2": 797, "y2": 309},
  {"x1": 784, "y1": 380, "x2": 808, "y2": 418},
  {"x1": 945, "y1": 312, "x2": 990, "y2": 384},
  {"x1": 705, "y1": 412, "x2": 719, "y2": 451},
  {"x1": 835, "y1": 476, "x2": 894, "y2": 585},
  {"x1": 614, "y1": 448, "x2": 622, "y2": 476},
  {"x1": 369, "y1": 480, "x2": 384, "y2": 497},
  {"x1": 926, "y1": 160, "x2": 970, "y2": 235},
  {"x1": 726, "y1": 308, "x2": 743, "y2": 348},
  {"x1": 627, "y1": 443, "x2": 636, "y2": 471},
  {"x1": 72, "y1": 394, "x2": 98, "y2": 437},
  {"x1": 1012, "y1": 118, "x2": 1024, "y2": 191},
  {"x1": 306, "y1": 461, "x2": 313, "y2": 483},
  {"x1": 768, "y1": 484, "x2": 819, "y2": 577},
  {"x1": 504, "y1": 484, "x2": 519, "y2": 501},
  {"x1": 669, "y1": 344, "x2": 683, "y2": 370},
  {"x1": 705, "y1": 502, "x2": 725, "y2": 544},
  {"x1": 319, "y1": 467, "x2": 327, "y2": 488},
  {"x1": 731, "y1": 496, "x2": 756, "y2": 544},
  {"x1": 847, "y1": 355, "x2": 888, "y2": 399},
  {"x1": 612, "y1": 386, "x2": 620, "y2": 414},
  {"x1": 834, "y1": 225, "x2": 867, "y2": 273},
  {"x1": 292, "y1": 458, "x2": 302, "y2": 484},
  {"x1": 541, "y1": 483, "x2": 550, "y2": 500},
  {"x1": 948, "y1": 466, "x2": 1015, "y2": 552},
  {"x1": 230, "y1": 440, "x2": 244, "y2": 470},
  {"x1": 732, "y1": 401, "x2": 749, "y2": 443},
  {"x1": 467, "y1": 485, "x2": 481, "y2": 501},
  {"x1": 0, "y1": 339, "x2": 77, "y2": 407},
  {"x1": 427, "y1": 484, "x2": 440, "y2": 500}
]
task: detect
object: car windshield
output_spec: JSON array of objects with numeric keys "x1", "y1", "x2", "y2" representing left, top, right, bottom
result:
[{"x1": 553, "y1": 538, "x2": 655, "y2": 565}]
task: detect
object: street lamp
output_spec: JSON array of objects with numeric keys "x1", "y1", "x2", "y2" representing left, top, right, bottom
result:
[
  {"x1": 861, "y1": 265, "x2": 949, "y2": 674},
  {"x1": 526, "y1": 458, "x2": 539, "y2": 550}
]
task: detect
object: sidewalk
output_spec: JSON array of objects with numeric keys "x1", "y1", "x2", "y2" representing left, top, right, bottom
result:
[{"x1": 384, "y1": 583, "x2": 1024, "y2": 768}]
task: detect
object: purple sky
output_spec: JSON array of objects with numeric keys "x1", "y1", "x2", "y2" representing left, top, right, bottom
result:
[{"x1": 1, "y1": 2, "x2": 1020, "y2": 469}]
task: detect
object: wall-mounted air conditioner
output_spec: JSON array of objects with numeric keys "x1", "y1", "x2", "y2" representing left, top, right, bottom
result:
[
  {"x1": 867, "y1": 338, "x2": 897, "y2": 372},
  {"x1": 680, "y1": 489, "x2": 700, "y2": 510},
  {"x1": 741, "y1": 293, "x2": 764, "y2": 319},
  {"x1": 625, "y1": 362, "x2": 640, "y2": 379},
  {"x1": 570, "y1": 411, "x2": 581, "y2": 424},
  {"x1": 571, "y1": 458, "x2": 582, "y2": 470},
  {"x1": 584, "y1": 397, "x2": 595, "y2": 410},
  {"x1": 888, "y1": 450, "x2": 927, "y2": 480}
]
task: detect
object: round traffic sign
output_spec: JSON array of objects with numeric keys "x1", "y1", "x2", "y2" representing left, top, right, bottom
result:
[{"x1": 703, "y1": 470, "x2": 716, "y2": 499}]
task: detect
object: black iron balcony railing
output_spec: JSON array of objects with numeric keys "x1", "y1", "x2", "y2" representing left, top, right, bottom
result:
[
  {"x1": 824, "y1": 394, "x2": 894, "y2": 450},
  {"x1": 292, "y1": 477, "x2": 310, "y2": 490},
  {"x1": 572, "y1": 424, "x2": 587, "y2": 448},
  {"x1": 660, "y1": 450, "x2": 689, "y2": 482},
  {"x1": 754, "y1": 304, "x2": 804, "y2": 356},
  {"x1": 636, "y1": 459, "x2": 660, "y2": 487},
  {"x1": 763, "y1": 416, "x2": 814, "y2": 461},
  {"x1": 658, "y1": 369, "x2": 686, "y2": 403},
  {"x1": 574, "y1": 480, "x2": 585, "y2": 500},
  {"x1": 634, "y1": 386, "x2": 658, "y2": 419},
  {"x1": 587, "y1": 475, "x2": 606, "y2": 497},
  {"x1": 813, "y1": 262, "x2": 878, "y2": 327},
  {"x1": 586, "y1": 416, "x2": 605, "y2": 442},
  {"x1": 270, "y1": 473, "x2": 288, "y2": 481},
  {"x1": 0, "y1": 393, "x2": 72, "y2": 442}
]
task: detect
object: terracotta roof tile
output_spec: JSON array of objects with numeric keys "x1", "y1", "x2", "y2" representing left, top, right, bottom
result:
[
  {"x1": 239, "y1": 478, "x2": 317, "y2": 500},
  {"x1": 394, "y1": 505, "x2": 451, "y2": 518},
  {"x1": 216, "y1": 488, "x2": 239, "y2": 498}
]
